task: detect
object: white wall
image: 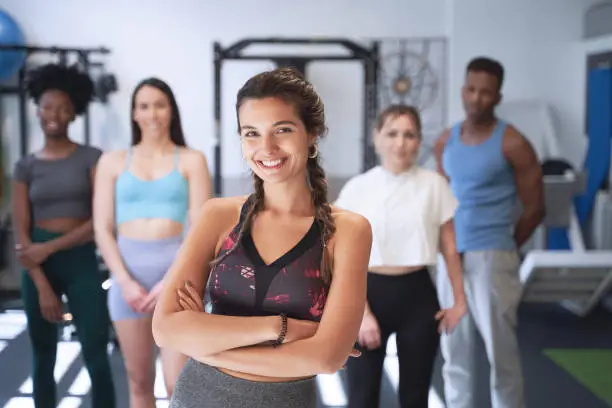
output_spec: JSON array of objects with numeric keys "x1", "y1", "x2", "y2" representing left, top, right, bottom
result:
[
  {"x1": 446, "y1": 0, "x2": 602, "y2": 169},
  {"x1": 0, "y1": 0, "x2": 606, "y2": 187}
]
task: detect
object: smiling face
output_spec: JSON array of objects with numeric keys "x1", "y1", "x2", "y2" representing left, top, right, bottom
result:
[
  {"x1": 37, "y1": 89, "x2": 75, "y2": 139},
  {"x1": 238, "y1": 97, "x2": 315, "y2": 185},
  {"x1": 132, "y1": 85, "x2": 173, "y2": 142},
  {"x1": 374, "y1": 111, "x2": 421, "y2": 173}
]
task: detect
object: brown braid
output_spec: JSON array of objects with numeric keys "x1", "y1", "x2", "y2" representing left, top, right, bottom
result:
[
  {"x1": 209, "y1": 176, "x2": 265, "y2": 268},
  {"x1": 307, "y1": 149, "x2": 336, "y2": 284}
]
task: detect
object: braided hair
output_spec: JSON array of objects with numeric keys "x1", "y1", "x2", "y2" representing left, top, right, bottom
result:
[{"x1": 210, "y1": 67, "x2": 336, "y2": 284}]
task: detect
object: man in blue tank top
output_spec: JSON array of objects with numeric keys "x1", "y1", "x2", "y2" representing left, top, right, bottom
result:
[{"x1": 434, "y1": 57, "x2": 545, "y2": 408}]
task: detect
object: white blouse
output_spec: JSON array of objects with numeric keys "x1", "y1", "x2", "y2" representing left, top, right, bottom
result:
[{"x1": 335, "y1": 165, "x2": 458, "y2": 267}]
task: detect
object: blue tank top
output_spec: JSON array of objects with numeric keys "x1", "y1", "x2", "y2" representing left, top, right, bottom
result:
[
  {"x1": 115, "y1": 147, "x2": 189, "y2": 225},
  {"x1": 442, "y1": 120, "x2": 517, "y2": 252}
]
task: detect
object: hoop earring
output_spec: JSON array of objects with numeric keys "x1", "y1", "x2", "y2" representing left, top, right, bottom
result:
[{"x1": 308, "y1": 144, "x2": 319, "y2": 159}]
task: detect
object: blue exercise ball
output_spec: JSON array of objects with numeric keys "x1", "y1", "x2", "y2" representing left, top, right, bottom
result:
[{"x1": 0, "y1": 8, "x2": 26, "y2": 81}]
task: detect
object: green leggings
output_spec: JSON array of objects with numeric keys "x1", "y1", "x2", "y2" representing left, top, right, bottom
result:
[{"x1": 21, "y1": 228, "x2": 116, "y2": 408}]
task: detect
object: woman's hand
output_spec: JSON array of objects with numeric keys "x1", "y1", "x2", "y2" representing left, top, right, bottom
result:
[
  {"x1": 38, "y1": 285, "x2": 64, "y2": 323},
  {"x1": 120, "y1": 279, "x2": 149, "y2": 313},
  {"x1": 358, "y1": 311, "x2": 381, "y2": 350},
  {"x1": 435, "y1": 302, "x2": 467, "y2": 334},
  {"x1": 141, "y1": 281, "x2": 165, "y2": 313},
  {"x1": 177, "y1": 281, "x2": 204, "y2": 312},
  {"x1": 16, "y1": 243, "x2": 53, "y2": 268}
]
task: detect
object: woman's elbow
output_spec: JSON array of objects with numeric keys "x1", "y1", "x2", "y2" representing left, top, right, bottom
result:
[
  {"x1": 318, "y1": 354, "x2": 349, "y2": 374},
  {"x1": 151, "y1": 309, "x2": 171, "y2": 348},
  {"x1": 442, "y1": 247, "x2": 460, "y2": 264},
  {"x1": 93, "y1": 223, "x2": 112, "y2": 243},
  {"x1": 315, "y1": 341, "x2": 355, "y2": 374}
]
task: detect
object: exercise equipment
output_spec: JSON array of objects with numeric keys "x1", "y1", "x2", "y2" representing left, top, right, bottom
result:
[
  {"x1": 213, "y1": 37, "x2": 380, "y2": 196},
  {"x1": 519, "y1": 163, "x2": 612, "y2": 316},
  {"x1": 576, "y1": 67, "x2": 612, "y2": 229},
  {"x1": 541, "y1": 159, "x2": 578, "y2": 250},
  {"x1": 516, "y1": 64, "x2": 612, "y2": 316},
  {"x1": 0, "y1": 44, "x2": 113, "y2": 155},
  {"x1": 95, "y1": 72, "x2": 118, "y2": 104},
  {"x1": 0, "y1": 9, "x2": 26, "y2": 81}
]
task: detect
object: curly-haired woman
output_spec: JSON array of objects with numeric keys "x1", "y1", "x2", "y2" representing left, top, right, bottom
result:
[{"x1": 11, "y1": 63, "x2": 115, "y2": 408}]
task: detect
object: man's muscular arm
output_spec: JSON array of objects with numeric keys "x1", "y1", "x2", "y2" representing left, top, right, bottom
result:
[{"x1": 504, "y1": 126, "x2": 545, "y2": 248}]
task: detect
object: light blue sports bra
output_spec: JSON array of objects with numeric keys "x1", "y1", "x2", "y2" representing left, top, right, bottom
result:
[{"x1": 115, "y1": 147, "x2": 189, "y2": 225}]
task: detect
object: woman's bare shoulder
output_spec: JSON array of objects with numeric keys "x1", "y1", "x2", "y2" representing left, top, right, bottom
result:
[
  {"x1": 330, "y1": 204, "x2": 372, "y2": 242},
  {"x1": 193, "y1": 195, "x2": 248, "y2": 232},
  {"x1": 97, "y1": 150, "x2": 128, "y2": 177},
  {"x1": 99, "y1": 149, "x2": 128, "y2": 162},
  {"x1": 199, "y1": 195, "x2": 247, "y2": 218},
  {"x1": 179, "y1": 148, "x2": 209, "y2": 169}
]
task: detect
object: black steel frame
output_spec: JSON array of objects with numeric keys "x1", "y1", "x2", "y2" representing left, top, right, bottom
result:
[
  {"x1": 213, "y1": 37, "x2": 380, "y2": 196},
  {"x1": 0, "y1": 44, "x2": 110, "y2": 157}
]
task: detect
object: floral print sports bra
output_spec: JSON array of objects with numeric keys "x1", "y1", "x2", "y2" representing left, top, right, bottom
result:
[{"x1": 207, "y1": 202, "x2": 329, "y2": 322}]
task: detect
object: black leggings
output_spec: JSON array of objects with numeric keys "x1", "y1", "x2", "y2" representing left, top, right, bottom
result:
[{"x1": 346, "y1": 268, "x2": 440, "y2": 408}]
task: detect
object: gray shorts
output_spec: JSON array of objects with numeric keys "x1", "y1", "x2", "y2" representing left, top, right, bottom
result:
[
  {"x1": 170, "y1": 358, "x2": 317, "y2": 408},
  {"x1": 108, "y1": 234, "x2": 181, "y2": 322}
]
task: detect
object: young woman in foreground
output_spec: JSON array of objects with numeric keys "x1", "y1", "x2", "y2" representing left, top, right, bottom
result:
[{"x1": 152, "y1": 67, "x2": 372, "y2": 408}]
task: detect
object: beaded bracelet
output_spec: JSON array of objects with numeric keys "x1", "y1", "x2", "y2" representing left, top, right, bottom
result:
[{"x1": 272, "y1": 313, "x2": 288, "y2": 348}]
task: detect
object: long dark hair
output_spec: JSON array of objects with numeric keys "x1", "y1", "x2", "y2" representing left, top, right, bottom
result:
[
  {"x1": 210, "y1": 67, "x2": 336, "y2": 284},
  {"x1": 130, "y1": 77, "x2": 186, "y2": 146}
]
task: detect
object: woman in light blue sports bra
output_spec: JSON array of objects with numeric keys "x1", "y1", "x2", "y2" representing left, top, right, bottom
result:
[{"x1": 93, "y1": 78, "x2": 212, "y2": 405}]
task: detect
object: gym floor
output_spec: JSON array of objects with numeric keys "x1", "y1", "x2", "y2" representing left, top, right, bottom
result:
[{"x1": 0, "y1": 302, "x2": 611, "y2": 408}]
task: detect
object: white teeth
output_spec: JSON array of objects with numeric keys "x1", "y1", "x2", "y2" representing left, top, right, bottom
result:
[{"x1": 261, "y1": 159, "x2": 283, "y2": 168}]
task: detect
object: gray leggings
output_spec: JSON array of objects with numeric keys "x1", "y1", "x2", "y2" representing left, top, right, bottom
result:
[
  {"x1": 170, "y1": 358, "x2": 317, "y2": 408},
  {"x1": 108, "y1": 234, "x2": 182, "y2": 322}
]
